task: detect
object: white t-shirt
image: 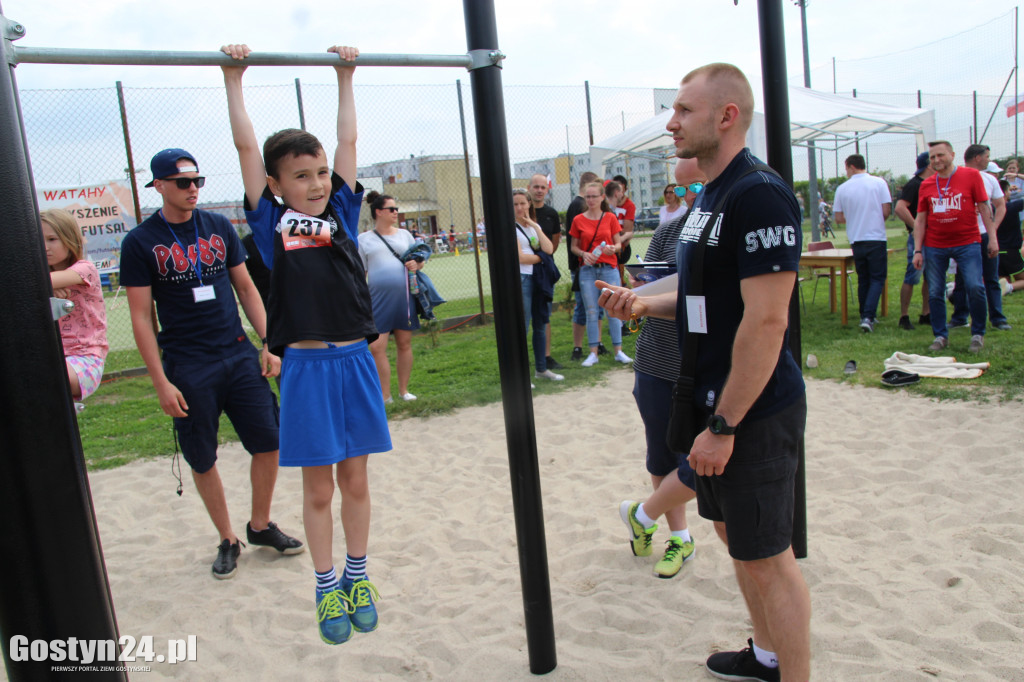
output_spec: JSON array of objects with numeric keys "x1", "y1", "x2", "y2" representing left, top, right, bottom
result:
[
  {"x1": 976, "y1": 172, "x2": 1003, "y2": 234},
  {"x1": 659, "y1": 204, "x2": 688, "y2": 225},
  {"x1": 515, "y1": 223, "x2": 538, "y2": 275},
  {"x1": 832, "y1": 172, "x2": 891, "y2": 243}
]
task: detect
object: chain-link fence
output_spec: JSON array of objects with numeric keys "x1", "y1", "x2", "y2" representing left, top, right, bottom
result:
[{"x1": 19, "y1": 76, "x2": 1023, "y2": 373}]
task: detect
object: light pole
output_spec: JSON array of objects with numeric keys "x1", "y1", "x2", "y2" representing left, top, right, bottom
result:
[{"x1": 795, "y1": 0, "x2": 821, "y2": 242}]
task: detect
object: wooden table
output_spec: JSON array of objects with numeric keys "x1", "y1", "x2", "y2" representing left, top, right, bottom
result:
[{"x1": 799, "y1": 248, "x2": 888, "y2": 325}]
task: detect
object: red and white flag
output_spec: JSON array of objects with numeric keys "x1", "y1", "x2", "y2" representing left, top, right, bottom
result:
[{"x1": 1006, "y1": 94, "x2": 1024, "y2": 118}]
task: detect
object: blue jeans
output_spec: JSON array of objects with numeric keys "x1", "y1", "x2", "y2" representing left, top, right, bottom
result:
[
  {"x1": 924, "y1": 243, "x2": 986, "y2": 337},
  {"x1": 578, "y1": 264, "x2": 622, "y2": 348},
  {"x1": 950, "y1": 233, "x2": 1006, "y2": 326},
  {"x1": 520, "y1": 273, "x2": 547, "y2": 372},
  {"x1": 852, "y1": 240, "x2": 887, "y2": 320}
]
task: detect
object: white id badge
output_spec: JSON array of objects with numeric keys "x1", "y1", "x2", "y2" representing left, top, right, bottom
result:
[
  {"x1": 934, "y1": 200, "x2": 948, "y2": 214},
  {"x1": 686, "y1": 295, "x2": 708, "y2": 334},
  {"x1": 193, "y1": 285, "x2": 216, "y2": 303}
]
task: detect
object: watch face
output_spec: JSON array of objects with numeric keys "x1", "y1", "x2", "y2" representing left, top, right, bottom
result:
[{"x1": 708, "y1": 415, "x2": 732, "y2": 435}]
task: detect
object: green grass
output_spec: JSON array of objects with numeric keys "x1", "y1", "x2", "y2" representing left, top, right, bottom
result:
[{"x1": 83, "y1": 223, "x2": 1024, "y2": 471}]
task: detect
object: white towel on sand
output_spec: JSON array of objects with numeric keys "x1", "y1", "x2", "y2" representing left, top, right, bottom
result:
[{"x1": 883, "y1": 351, "x2": 990, "y2": 379}]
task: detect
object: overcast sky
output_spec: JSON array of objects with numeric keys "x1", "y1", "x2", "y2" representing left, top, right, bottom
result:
[{"x1": 2, "y1": 0, "x2": 1016, "y2": 95}]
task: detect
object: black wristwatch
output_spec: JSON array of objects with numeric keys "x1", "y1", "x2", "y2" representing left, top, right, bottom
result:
[
  {"x1": 707, "y1": 414, "x2": 738, "y2": 436},
  {"x1": 261, "y1": 337, "x2": 268, "y2": 347}
]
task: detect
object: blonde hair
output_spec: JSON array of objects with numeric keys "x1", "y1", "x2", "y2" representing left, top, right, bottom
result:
[
  {"x1": 682, "y1": 63, "x2": 754, "y2": 130},
  {"x1": 40, "y1": 209, "x2": 83, "y2": 269}
]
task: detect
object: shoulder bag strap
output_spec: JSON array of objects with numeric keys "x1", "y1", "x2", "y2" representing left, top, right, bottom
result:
[
  {"x1": 373, "y1": 229, "x2": 405, "y2": 263},
  {"x1": 576, "y1": 214, "x2": 603, "y2": 268},
  {"x1": 677, "y1": 163, "x2": 779, "y2": 384}
]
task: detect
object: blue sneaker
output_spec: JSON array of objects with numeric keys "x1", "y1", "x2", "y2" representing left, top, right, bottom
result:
[
  {"x1": 342, "y1": 578, "x2": 380, "y2": 633},
  {"x1": 315, "y1": 585, "x2": 354, "y2": 645}
]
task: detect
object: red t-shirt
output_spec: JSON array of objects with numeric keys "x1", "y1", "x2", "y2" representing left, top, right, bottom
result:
[
  {"x1": 917, "y1": 166, "x2": 988, "y2": 248},
  {"x1": 570, "y1": 212, "x2": 622, "y2": 267},
  {"x1": 614, "y1": 197, "x2": 637, "y2": 227}
]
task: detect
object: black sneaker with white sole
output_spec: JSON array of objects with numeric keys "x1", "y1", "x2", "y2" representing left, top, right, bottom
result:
[
  {"x1": 212, "y1": 539, "x2": 241, "y2": 580},
  {"x1": 706, "y1": 639, "x2": 780, "y2": 682},
  {"x1": 247, "y1": 521, "x2": 305, "y2": 555}
]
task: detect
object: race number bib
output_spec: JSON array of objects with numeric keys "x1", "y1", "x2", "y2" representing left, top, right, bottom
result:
[{"x1": 278, "y1": 209, "x2": 333, "y2": 251}]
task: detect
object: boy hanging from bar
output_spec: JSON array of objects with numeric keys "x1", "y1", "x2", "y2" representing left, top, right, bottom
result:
[{"x1": 221, "y1": 43, "x2": 392, "y2": 645}]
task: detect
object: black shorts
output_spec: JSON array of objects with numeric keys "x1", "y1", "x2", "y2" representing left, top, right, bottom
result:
[
  {"x1": 165, "y1": 345, "x2": 280, "y2": 474},
  {"x1": 999, "y1": 247, "x2": 1024, "y2": 279},
  {"x1": 696, "y1": 395, "x2": 806, "y2": 561}
]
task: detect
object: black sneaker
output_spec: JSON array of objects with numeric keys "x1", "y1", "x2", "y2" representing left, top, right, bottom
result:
[
  {"x1": 212, "y1": 539, "x2": 241, "y2": 580},
  {"x1": 545, "y1": 355, "x2": 564, "y2": 370},
  {"x1": 898, "y1": 315, "x2": 914, "y2": 330},
  {"x1": 570, "y1": 347, "x2": 583, "y2": 361},
  {"x1": 597, "y1": 343, "x2": 608, "y2": 356},
  {"x1": 246, "y1": 521, "x2": 305, "y2": 555},
  {"x1": 918, "y1": 313, "x2": 931, "y2": 325},
  {"x1": 706, "y1": 639, "x2": 779, "y2": 682}
]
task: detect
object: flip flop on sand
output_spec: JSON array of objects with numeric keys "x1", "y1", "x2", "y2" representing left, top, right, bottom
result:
[{"x1": 881, "y1": 369, "x2": 920, "y2": 387}]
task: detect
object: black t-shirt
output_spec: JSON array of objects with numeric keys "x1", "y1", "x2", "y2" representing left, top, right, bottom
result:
[
  {"x1": 673, "y1": 149, "x2": 804, "y2": 421},
  {"x1": 998, "y1": 196, "x2": 1024, "y2": 250},
  {"x1": 535, "y1": 204, "x2": 561, "y2": 241},
  {"x1": 244, "y1": 173, "x2": 378, "y2": 356},
  {"x1": 119, "y1": 209, "x2": 249, "y2": 363},
  {"x1": 898, "y1": 174, "x2": 925, "y2": 232},
  {"x1": 564, "y1": 195, "x2": 586, "y2": 271}
]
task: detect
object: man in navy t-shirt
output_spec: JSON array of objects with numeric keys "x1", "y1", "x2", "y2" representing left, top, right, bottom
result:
[
  {"x1": 120, "y1": 148, "x2": 302, "y2": 580},
  {"x1": 599, "y1": 64, "x2": 809, "y2": 681}
]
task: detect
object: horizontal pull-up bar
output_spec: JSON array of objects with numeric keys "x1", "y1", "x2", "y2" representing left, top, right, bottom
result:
[{"x1": 10, "y1": 46, "x2": 481, "y2": 69}]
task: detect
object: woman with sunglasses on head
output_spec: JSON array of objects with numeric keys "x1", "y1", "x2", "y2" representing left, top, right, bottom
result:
[
  {"x1": 659, "y1": 182, "x2": 689, "y2": 226},
  {"x1": 625, "y1": 158, "x2": 707, "y2": 579},
  {"x1": 512, "y1": 188, "x2": 562, "y2": 382},
  {"x1": 569, "y1": 181, "x2": 632, "y2": 367},
  {"x1": 357, "y1": 191, "x2": 422, "y2": 403}
]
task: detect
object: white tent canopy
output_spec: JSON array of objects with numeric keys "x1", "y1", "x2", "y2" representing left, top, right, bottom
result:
[{"x1": 590, "y1": 85, "x2": 936, "y2": 169}]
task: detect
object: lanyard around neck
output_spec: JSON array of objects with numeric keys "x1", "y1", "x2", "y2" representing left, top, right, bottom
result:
[
  {"x1": 935, "y1": 166, "x2": 957, "y2": 197},
  {"x1": 159, "y1": 210, "x2": 203, "y2": 285}
]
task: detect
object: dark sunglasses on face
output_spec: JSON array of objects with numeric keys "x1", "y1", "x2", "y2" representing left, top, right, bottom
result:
[
  {"x1": 166, "y1": 176, "x2": 205, "y2": 189},
  {"x1": 674, "y1": 182, "x2": 704, "y2": 197},
  {"x1": 383, "y1": 206, "x2": 400, "y2": 213}
]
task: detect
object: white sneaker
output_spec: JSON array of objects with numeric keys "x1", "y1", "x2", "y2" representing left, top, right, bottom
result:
[
  {"x1": 1003, "y1": 281, "x2": 1014, "y2": 296},
  {"x1": 581, "y1": 353, "x2": 599, "y2": 367},
  {"x1": 400, "y1": 392, "x2": 417, "y2": 401},
  {"x1": 535, "y1": 369, "x2": 564, "y2": 381},
  {"x1": 614, "y1": 350, "x2": 633, "y2": 364},
  {"x1": 383, "y1": 396, "x2": 394, "y2": 405}
]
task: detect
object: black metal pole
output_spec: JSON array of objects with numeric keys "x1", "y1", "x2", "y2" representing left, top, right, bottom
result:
[
  {"x1": 463, "y1": 0, "x2": 556, "y2": 674},
  {"x1": 116, "y1": 80, "x2": 142, "y2": 224},
  {"x1": 584, "y1": 80, "x2": 594, "y2": 146},
  {"x1": 0, "y1": 9, "x2": 124, "y2": 681},
  {"x1": 456, "y1": 78, "x2": 486, "y2": 318},
  {"x1": 756, "y1": 0, "x2": 806, "y2": 559},
  {"x1": 294, "y1": 77, "x2": 306, "y2": 131},
  {"x1": 797, "y1": 0, "x2": 820, "y2": 242}
]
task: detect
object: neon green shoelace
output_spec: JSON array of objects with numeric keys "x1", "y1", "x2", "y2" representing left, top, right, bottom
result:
[
  {"x1": 317, "y1": 590, "x2": 354, "y2": 622},
  {"x1": 349, "y1": 580, "x2": 381, "y2": 608}
]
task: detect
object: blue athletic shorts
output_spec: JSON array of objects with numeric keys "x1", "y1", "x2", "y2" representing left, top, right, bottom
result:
[
  {"x1": 695, "y1": 395, "x2": 806, "y2": 562},
  {"x1": 903, "y1": 233, "x2": 922, "y2": 286},
  {"x1": 165, "y1": 345, "x2": 280, "y2": 474},
  {"x1": 279, "y1": 341, "x2": 392, "y2": 467},
  {"x1": 632, "y1": 370, "x2": 695, "y2": 489}
]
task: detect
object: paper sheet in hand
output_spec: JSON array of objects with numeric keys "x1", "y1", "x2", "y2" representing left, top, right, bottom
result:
[{"x1": 632, "y1": 273, "x2": 678, "y2": 296}]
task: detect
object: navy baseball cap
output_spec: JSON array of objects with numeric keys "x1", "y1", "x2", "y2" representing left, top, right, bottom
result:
[
  {"x1": 914, "y1": 151, "x2": 930, "y2": 175},
  {"x1": 145, "y1": 148, "x2": 198, "y2": 187}
]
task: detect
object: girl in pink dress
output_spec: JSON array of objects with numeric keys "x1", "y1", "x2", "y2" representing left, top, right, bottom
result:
[{"x1": 41, "y1": 209, "x2": 109, "y2": 399}]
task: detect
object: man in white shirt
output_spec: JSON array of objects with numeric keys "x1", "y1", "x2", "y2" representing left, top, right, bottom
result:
[
  {"x1": 833, "y1": 154, "x2": 892, "y2": 332},
  {"x1": 949, "y1": 145, "x2": 1010, "y2": 330}
]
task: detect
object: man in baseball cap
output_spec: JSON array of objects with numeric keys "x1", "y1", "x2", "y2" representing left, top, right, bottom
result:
[{"x1": 144, "y1": 147, "x2": 199, "y2": 188}]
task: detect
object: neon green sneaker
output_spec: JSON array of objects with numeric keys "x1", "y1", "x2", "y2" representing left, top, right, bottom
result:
[
  {"x1": 654, "y1": 536, "x2": 695, "y2": 578},
  {"x1": 619, "y1": 500, "x2": 657, "y2": 557},
  {"x1": 316, "y1": 586, "x2": 355, "y2": 644}
]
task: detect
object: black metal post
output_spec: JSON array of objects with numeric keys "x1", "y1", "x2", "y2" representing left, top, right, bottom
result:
[
  {"x1": 796, "y1": 0, "x2": 820, "y2": 242},
  {"x1": 756, "y1": 0, "x2": 806, "y2": 559},
  {"x1": 456, "y1": 78, "x2": 486, "y2": 318},
  {"x1": 973, "y1": 91, "x2": 978, "y2": 144},
  {"x1": 463, "y1": 0, "x2": 557, "y2": 674},
  {"x1": 584, "y1": 80, "x2": 594, "y2": 146},
  {"x1": 116, "y1": 80, "x2": 142, "y2": 224},
  {"x1": 0, "y1": 9, "x2": 124, "y2": 681},
  {"x1": 294, "y1": 77, "x2": 306, "y2": 131}
]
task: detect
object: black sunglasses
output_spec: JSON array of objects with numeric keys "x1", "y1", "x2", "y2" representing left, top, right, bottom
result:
[
  {"x1": 166, "y1": 176, "x2": 205, "y2": 189},
  {"x1": 383, "y1": 206, "x2": 400, "y2": 213}
]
